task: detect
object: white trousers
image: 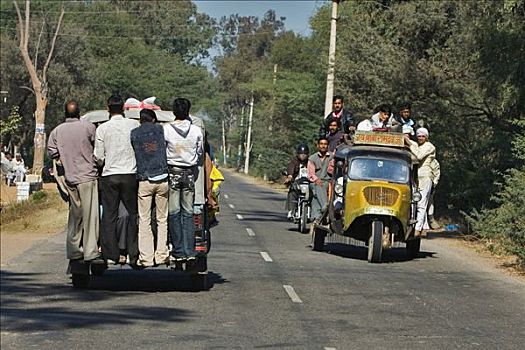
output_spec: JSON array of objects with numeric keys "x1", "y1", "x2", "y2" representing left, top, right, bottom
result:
[{"x1": 416, "y1": 177, "x2": 432, "y2": 231}]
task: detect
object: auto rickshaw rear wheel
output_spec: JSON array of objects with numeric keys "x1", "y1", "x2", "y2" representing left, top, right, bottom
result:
[
  {"x1": 368, "y1": 220, "x2": 383, "y2": 263},
  {"x1": 71, "y1": 274, "x2": 90, "y2": 289},
  {"x1": 190, "y1": 273, "x2": 208, "y2": 291},
  {"x1": 312, "y1": 226, "x2": 326, "y2": 251},
  {"x1": 406, "y1": 238, "x2": 421, "y2": 259}
]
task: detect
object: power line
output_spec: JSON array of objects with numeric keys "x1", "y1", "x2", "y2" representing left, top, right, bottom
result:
[{"x1": 0, "y1": 26, "x2": 281, "y2": 39}]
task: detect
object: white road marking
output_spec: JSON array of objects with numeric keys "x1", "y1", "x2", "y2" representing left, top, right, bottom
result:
[
  {"x1": 246, "y1": 228, "x2": 256, "y2": 237},
  {"x1": 236, "y1": 214, "x2": 244, "y2": 220},
  {"x1": 283, "y1": 285, "x2": 302, "y2": 303},
  {"x1": 324, "y1": 348, "x2": 337, "y2": 350},
  {"x1": 224, "y1": 194, "x2": 229, "y2": 199},
  {"x1": 228, "y1": 204, "x2": 235, "y2": 209},
  {"x1": 260, "y1": 252, "x2": 273, "y2": 262}
]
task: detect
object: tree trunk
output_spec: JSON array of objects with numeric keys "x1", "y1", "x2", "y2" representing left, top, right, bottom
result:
[{"x1": 32, "y1": 92, "x2": 47, "y2": 175}]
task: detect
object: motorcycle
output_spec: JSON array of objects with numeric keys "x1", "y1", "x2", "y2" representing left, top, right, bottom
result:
[{"x1": 291, "y1": 166, "x2": 312, "y2": 233}]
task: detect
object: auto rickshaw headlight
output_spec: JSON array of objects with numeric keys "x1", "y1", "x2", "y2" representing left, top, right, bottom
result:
[
  {"x1": 413, "y1": 191, "x2": 422, "y2": 202},
  {"x1": 334, "y1": 177, "x2": 344, "y2": 197}
]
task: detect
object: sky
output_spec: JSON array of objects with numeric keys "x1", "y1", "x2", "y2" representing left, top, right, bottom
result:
[{"x1": 194, "y1": 0, "x2": 325, "y2": 36}]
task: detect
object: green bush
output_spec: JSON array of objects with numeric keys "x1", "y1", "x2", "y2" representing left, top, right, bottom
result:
[
  {"x1": 31, "y1": 190, "x2": 47, "y2": 203},
  {"x1": 465, "y1": 168, "x2": 525, "y2": 266}
]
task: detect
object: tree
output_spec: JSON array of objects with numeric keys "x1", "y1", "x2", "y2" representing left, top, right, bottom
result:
[{"x1": 13, "y1": 0, "x2": 64, "y2": 175}]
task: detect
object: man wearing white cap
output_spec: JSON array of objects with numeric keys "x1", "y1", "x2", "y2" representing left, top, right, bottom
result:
[{"x1": 405, "y1": 127, "x2": 436, "y2": 236}]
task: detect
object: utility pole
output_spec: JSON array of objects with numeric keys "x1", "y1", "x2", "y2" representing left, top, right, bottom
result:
[
  {"x1": 244, "y1": 94, "x2": 254, "y2": 175},
  {"x1": 221, "y1": 119, "x2": 227, "y2": 166},
  {"x1": 324, "y1": 0, "x2": 340, "y2": 117}
]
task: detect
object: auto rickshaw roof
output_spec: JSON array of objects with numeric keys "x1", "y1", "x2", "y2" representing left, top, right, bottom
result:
[{"x1": 335, "y1": 144, "x2": 414, "y2": 164}]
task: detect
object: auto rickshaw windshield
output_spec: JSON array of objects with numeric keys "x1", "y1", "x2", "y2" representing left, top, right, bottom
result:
[{"x1": 348, "y1": 157, "x2": 409, "y2": 184}]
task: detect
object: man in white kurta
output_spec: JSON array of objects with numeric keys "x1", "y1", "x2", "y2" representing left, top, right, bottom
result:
[{"x1": 405, "y1": 127, "x2": 436, "y2": 236}]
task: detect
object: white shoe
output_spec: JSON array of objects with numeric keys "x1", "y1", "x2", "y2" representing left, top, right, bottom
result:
[{"x1": 287, "y1": 211, "x2": 293, "y2": 220}]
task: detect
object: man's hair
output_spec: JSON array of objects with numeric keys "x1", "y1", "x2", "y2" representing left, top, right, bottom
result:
[
  {"x1": 333, "y1": 95, "x2": 344, "y2": 103},
  {"x1": 140, "y1": 109, "x2": 157, "y2": 123},
  {"x1": 173, "y1": 98, "x2": 191, "y2": 119},
  {"x1": 399, "y1": 101, "x2": 412, "y2": 110},
  {"x1": 376, "y1": 104, "x2": 392, "y2": 115},
  {"x1": 64, "y1": 100, "x2": 80, "y2": 118},
  {"x1": 107, "y1": 94, "x2": 124, "y2": 114},
  {"x1": 318, "y1": 136, "x2": 329, "y2": 143}
]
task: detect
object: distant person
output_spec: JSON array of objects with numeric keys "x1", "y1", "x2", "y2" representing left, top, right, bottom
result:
[
  {"x1": 164, "y1": 98, "x2": 203, "y2": 262},
  {"x1": 131, "y1": 108, "x2": 170, "y2": 267},
  {"x1": 11, "y1": 153, "x2": 26, "y2": 182},
  {"x1": 1, "y1": 152, "x2": 15, "y2": 185},
  {"x1": 47, "y1": 100, "x2": 102, "y2": 264},
  {"x1": 94, "y1": 94, "x2": 140, "y2": 265},
  {"x1": 404, "y1": 127, "x2": 436, "y2": 236},
  {"x1": 319, "y1": 95, "x2": 356, "y2": 138}
]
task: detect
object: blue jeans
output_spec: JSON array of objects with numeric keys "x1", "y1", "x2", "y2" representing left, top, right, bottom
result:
[{"x1": 168, "y1": 167, "x2": 196, "y2": 258}]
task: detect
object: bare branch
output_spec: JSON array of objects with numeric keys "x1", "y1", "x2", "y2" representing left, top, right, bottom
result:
[
  {"x1": 19, "y1": 85, "x2": 35, "y2": 95},
  {"x1": 42, "y1": 7, "x2": 64, "y2": 84},
  {"x1": 24, "y1": 0, "x2": 30, "y2": 50},
  {"x1": 12, "y1": 0, "x2": 25, "y2": 50},
  {"x1": 34, "y1": 18, "x2": 46, "y2": 70}
]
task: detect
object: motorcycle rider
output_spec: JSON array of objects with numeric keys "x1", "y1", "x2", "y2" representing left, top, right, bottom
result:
[{"x1": 284, "y1": 144, "x2": 310, "y2": 220}]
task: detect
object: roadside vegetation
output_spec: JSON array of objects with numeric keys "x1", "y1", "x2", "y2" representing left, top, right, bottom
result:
[
  {"x1": 0, "y1": 0, "x2": 523, "y2": 265},
  {"x1": 0, "y1": 187, "x2": 66, "y2": 226}
]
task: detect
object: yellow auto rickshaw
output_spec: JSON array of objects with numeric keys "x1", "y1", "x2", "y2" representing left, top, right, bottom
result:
[{"x1": 311, "y1": 131, "x2": 421, "y2": 263}]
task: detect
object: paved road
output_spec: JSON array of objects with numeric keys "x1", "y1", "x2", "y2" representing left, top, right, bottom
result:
[{"x1": 1, "y1": 171, "x2": 524, "y2": 349}]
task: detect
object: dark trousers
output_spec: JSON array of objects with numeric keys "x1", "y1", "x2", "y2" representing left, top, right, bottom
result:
[{"x1": 100, "y1": 174, "x2": 138, "y2": 264}]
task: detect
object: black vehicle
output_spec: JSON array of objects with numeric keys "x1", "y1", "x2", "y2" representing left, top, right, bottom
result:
[{"x1": 68, "y1": 110, "x2": 211, "y2": 291}]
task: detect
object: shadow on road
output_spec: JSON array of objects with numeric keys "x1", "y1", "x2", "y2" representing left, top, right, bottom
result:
[
  {"x1": 324, "y1": 243, "x2": 437, "y2": 263},
  {"x1": 89, "y1": 269, "x2": 227, "y2": 292},
  {"x1": 0, "y1": 270, "x2": 203, "y2": 332}
]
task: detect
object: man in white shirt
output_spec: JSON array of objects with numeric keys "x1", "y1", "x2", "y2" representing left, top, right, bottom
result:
[
  {"x1": 164, "y1": 98, "x2": 203, "y2": 262},
  {"x1": 94, "y1": 95, "x2": 140, "y2": 265}
]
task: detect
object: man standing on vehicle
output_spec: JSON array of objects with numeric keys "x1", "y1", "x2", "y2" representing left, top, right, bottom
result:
[
  {"x1": 319, "y1": 95, "x2": 356, "y2": 138},
  {"x1": 48, "y1": 100, "x2": 102, "y2": 264},
  {"x1": 131, "y1": 109, "x2": 170, "y2": 267},
  {"x1": 404, "y1": 127, "x2": 436, "y2": 236},
  {"x1": 94, "y1": 94, "x2": 140, "y2": 265},
  {"x1": 284, "y1": 143, "x2": 310, "y2": 220},
  {"x1": 164, "y1": 98, "x2": 203, "y2": 262},
  {"x1": 308, "y1": 137, "x2": 332, "y2": 221}
]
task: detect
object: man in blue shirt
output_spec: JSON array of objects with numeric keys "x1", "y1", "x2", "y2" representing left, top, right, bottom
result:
[{"x1": 131, "y1": 108, "x2": 170, "y2": 267}]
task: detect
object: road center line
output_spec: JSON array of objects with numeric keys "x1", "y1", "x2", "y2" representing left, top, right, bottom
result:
[
  {"x1": 246, "y1": 228, "x2": 256, "y2": 236},
  {"x1": 283, "y1": 285, "x2": 302, "y2": 303},
  {"x1": 236, "y1": 214, "x2": 244, "y2": 220},
  {"x1": 260, "y1": 252, "x2": 273, "y2": 262},
  {"x1": 224, "y1": 194, "x2": 229, "y2": 199},
  {"x1": 228, "y1": 204, "x2": 235, "y2": 209}
]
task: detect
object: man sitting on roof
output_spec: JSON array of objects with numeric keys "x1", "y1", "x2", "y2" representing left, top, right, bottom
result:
[{"x1": 357, "y1": 104, "x2": 395, "y2": 132}]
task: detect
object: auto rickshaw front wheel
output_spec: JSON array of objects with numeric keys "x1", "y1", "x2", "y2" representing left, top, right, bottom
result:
[
  {"x1": 368, "y1": 221, "x2": 383, "y2": 263},
  {"x1": 312, "y1": 226, "x2": 326, "y2": 251},
  {"x1": 406, "y1": 238, "x2": 421, "y2": 259}
]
